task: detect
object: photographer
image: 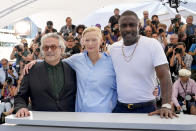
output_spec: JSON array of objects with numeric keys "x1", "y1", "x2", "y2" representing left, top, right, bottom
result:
[
  {"x1": 23, "y1": 42, "x2": 30, "y2": 57},
  {"x1": 188, "y1": 30, "x2": 196, "y2": 81},
  {"x1": 108, "y1": 8, "x2": 120, "y2": 30},
  {"x1": 165, "y1": 34, "x2": 178, "y2": 57},
  {"x1": 151, "y1": 15, "x2": 160, "y2": 33},
  {"x1": 165, "y1": 35, "x2": 182, "y2": 81},
  {"x1": 103, "y1": 26, "x2": 118, "y2": 45},
  {"x1": 60, "y1": 17, "x2": 76, "y2": 39},
  {"x1": 34, "y1": 29, "x2": 42, "y2": 46},
  {"x1": 0, "y1": 59, "x2": 18, "y2": 86},
  {"x1": 168, "y1": 14, "x2": 184, "y2": 34},
  {"x1": 75, "y1": 24, "x2": 85, "y2": 40},
  {"x1": 10, "y1": 44, "x2": 30, "y2": 73},
  {"x1": 170, "y1": 42, "x2": 193, "y2": 79},
  {"x1": 63, "y1": 36, "x2": 80, "y2": 58},
  {"x1": 0, "y1": 77, "x2": 16, "y2": 118},
  {"x1": 157, "y1": 24, "x2": 168, "y2": 49},
  {"x1": 172, "y1": 69, "x2": 196, "y2": 115},
  {"x1": 182, "y1": 15, "x2": 196, "y2": 51},
  {"x1": 27, "y1": 44, "x2": 42, "y2": 61},
  {"x1": 43, "y1": 21, "x2": 57, "y2": 34}
]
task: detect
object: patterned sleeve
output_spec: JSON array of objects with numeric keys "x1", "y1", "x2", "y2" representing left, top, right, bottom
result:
[{"x1": 184, "y1": 54, "x2": 193, "y2": 70}]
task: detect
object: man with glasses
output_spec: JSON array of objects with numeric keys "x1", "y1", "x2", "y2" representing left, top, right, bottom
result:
[
  {"x1": 14, "y1": 33, "x2": 77, "y2": 117},
  {"x1": 165, "y1": 34, "x2": 179, "y2": 82},
  {"x1": 0, "y1": 58, "x2": 18, "y2": 86},
  {"x1": 63, "y1": 36, "x2": 80, "y2": 58}
]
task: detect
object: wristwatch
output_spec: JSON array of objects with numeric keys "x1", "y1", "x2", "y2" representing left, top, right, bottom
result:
[{"x1": 162, "y1": 103, "x2": 172, "y2": 109}]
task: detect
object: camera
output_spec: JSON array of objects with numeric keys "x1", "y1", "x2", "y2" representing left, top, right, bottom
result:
[
  {"x1": 104, "y1": 30, "x2": 109, "y2": 36},
  {"x1": 38, "y1": 31, "x2": 42, "y2": 35},
  {"x1": 185, "y1": 93, "x2": 195, "y2": 102},
  {"x1": 35, "y1": 48, "x2": 40, "y2": 53},
  {"x1": 9, "y1": 65, "x2": 12, "y2": 70},
  {"x1": 113, "y1": 29, "x2": 120, "y2": 36},
  {"x1": 15, "y1": 45, "x2": 23, "y2": 52},
  {"x1": 158, "y1": 28, "x2": 164, "y2": 34},
  {"x1": 175, "y1": 48, "x2": 182, "y2": 54},
  {"x1": 65, "y1": 49, "x2": 73, "y2": 57},
  {"x1": 192, "y1": 36, "x2": 196, "y2": 43},
  {"x1": 63, "y1": 33, "x2": 69, "y2": 37},
  {"x1": 188, "y1": 35, "x2": 196, "y2": 43},
  {"x1": 6, "y1": 77, "x2": 12, "y2": 85},
  {"x1": 151, "y1": 20, "x2": 157, "y2": 25},
  {"x1": 167, "y1": 43, "x2": 177, "y2": 49},
  {"x1": 24, "y1": 43, "x2": 28, "y2": 47},
  {"x1": 171, "y1": 18, "x2": 179, "y2": 24}
]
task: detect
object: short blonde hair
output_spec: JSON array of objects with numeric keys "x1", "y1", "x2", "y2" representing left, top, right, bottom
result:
[{"x1": 82, "y1": 27, "x2": 102, "y2": 39}]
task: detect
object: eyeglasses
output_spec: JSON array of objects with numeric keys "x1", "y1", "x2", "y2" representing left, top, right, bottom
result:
[{"x1": 42, "y1": 45, "x2": 61, "y2": 51}]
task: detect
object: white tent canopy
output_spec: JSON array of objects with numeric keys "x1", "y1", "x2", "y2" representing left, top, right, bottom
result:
[{"x1": 0, "y1": 0, "x2": 196, "y2": 31}]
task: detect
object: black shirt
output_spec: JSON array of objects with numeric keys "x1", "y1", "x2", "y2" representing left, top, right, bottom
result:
[
  {"x1": 45, "y1": 28, "x2": 57, "y2": 34},
  {"x1": 109, "y1": 15, "x2": 120, "y2": 29}
]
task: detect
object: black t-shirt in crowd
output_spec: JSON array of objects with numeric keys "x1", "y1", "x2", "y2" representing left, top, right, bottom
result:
[
  {"x1": 109, "y1": 15, "x2": 120, "y2": 29},
  {"x1": 65, "y1": 46, "x2": 80, "y2": 57},
  {"x1": 45, "y1": 28, "x2": 57, "y2": 34},
  {"x1": 164, "y1": 44, "x2": 177, "y2": 79}
]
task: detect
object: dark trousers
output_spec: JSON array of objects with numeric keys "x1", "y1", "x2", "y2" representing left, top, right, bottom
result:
[
  {"x1": 191, "y1": 69, "x2": 196, "y2": 81},
  {"x1": 113, "y1": 101, "x2": 156, "y2": 113}
]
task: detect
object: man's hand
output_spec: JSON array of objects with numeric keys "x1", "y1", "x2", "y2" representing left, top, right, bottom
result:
[
  {"x1": 3, "y1": 81, "x2": 7, "y2": 88},
  {"x1": 176, "y1": 53, "x2": 181, "y2": 59},
  {"x1": 7, "y1": 69, "x2": 13, "y2": 75},
  {"x1": 175, "y1": 22, "x2": 179, "y2": 27},
  {"x1": 168, "y1": 47, "x2": 173, "y2": 53},
  {"x1": 105, "y1": 34, "x2": 110, "y2": 39},
  {"x1": 153, "y1": 87, "x2": 159, "y2": 97},
  {"x1": 15, "y1": 108, "x2": 30, "y2": 117},
  {"x1": 23, "y1": 60, "x2": 37, "y2": 75},
  {"x1": 148, "y1": 108, "x2": 178, "y2": 119},
  {"x1": 13, "y1": 47, "x2": 17, "y2": 52},
  {"x1": 161, "y1": 32, "x2": 166, "y2": 38},
  {"x1": 69, "y1": 32, "x2": 73, "y2": 36},
  {"x1": 193, "y1": 49, "x2": 196, "y2": 56},
  {"x1": 177, "y1": 106, "x2": 181, "y2": 111},
  {"x1": 18, "y1": 52, "x2": 22, "y2": 57}
]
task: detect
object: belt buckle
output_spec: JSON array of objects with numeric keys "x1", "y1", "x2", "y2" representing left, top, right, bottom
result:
[{"x1": 128, "y1": 104, "x2": 134, "y2": 109}]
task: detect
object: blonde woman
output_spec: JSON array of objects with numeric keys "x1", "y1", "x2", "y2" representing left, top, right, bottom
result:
[{"x1": 63, "y1": 27, "x2": 117, "y2": 112}]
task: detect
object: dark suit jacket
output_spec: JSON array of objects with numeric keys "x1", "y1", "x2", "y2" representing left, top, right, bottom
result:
[{"x1": 14, "y1": 61, "x2": 77, "y2": 113}]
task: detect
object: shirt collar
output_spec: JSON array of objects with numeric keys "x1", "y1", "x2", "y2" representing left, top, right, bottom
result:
[
  {"x1": 44, "y1": 61, "x2": 62, "y2": 69},
  {"x1": 83, "y1": 50, "x2": 108, "y2": 58}
]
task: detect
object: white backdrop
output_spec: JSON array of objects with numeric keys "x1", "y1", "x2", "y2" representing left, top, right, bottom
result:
[
  {"x1": 0, "y1": 0, "x2": 195, "y2": 31},
  {"x1": 0, "y1": 0, "x2": 196, "y2": 61}
]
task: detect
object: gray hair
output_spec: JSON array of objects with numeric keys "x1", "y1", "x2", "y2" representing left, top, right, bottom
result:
[
  {"x1": 171, "y1": 34, "x2": 178, "y2": 39},
  {"x1": 40, "y1": 33, "x2": 65, "y2": 54}
]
